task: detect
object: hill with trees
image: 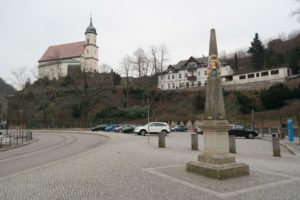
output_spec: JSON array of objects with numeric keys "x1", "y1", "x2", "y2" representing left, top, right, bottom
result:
[{"x1": 0, "y1": 77, "x2": 16, "y2": 96}]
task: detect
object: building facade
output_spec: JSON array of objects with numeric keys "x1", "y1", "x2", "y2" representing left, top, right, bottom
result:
[
  {"x1": 158, "y1": 56, "x2": 233, "y2": 90},
  {"x1": 158, "y1": 56, "x2": 292, "y2": 91},
  {"x1": 38, "y1": 18, "x2": 98, "y2": 80}
]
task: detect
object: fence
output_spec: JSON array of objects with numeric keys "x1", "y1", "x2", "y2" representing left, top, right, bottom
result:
[{"x1": 0, "y1": 129, "x2": 33, "y2": 149}]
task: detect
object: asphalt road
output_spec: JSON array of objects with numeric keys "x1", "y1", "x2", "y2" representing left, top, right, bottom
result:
[{"x1": 0, "y1": 131, "x2": 108, "y2": 178}]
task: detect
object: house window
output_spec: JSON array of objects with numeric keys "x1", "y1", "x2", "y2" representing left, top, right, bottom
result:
[
  {"x1": 168, "y1": 75, "x2": 170, "y2": 80},
  {"x1": 172, "y1": 74, "x2": 175, "y2": 79},
  {"x1": 172, "y1": 83, "x2": 175, "y2": 88},
  {"x1": 186, "y1": 82, "x2": 189, "y2": 88},
  {"x1": 256, "y1": 73, "x2": 260, "y2": 77},
  {"x1": 271, "y1": 70, "x2": 279, "y2": 75},
  {"x1": 248, "y1": 74, "x2": 254, "y2": 78},
  {"x1": 261, "y1": 71, "x2": 269, "y2": 76},
  {"x1": 168, "y1": 83, "x2": 170, "y2": 89},
  {"x1": 191, "y1": 82, "x2": 194, "y2": 87},
  {"x1": 179, "y1": 74, "x2": 182, "y2": 79},
  {"x1": 198, "y1": 71, "x2": 200, "y2": 76},
  {"x1": 185, "y1": 73, "x2": 187, "y2": 78},
  {"x1": 204, "y1": 71, "x2": 207, "y2": 75},
  {"x1": 239, "y1": 75, "x2": 246, "y2": 80},
  {"x1": 198, "y1": 81, "x2": 201, "y2": 87},
  {"x1": 87, "y1": 49, "x2": 89, "y2": 54},
  {"x1": 204, "y1": 81, "x2": 207, "y2": 86}
]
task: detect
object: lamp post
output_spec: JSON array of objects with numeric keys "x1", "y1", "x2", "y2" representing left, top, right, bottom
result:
[{"x1": 147, "y1": 96, "x2": 150, "y2": 144}]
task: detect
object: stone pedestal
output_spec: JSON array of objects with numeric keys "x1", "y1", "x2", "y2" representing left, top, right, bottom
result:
[{"x1": 186, "y1": 120, "x2": 249, "y2": 179}]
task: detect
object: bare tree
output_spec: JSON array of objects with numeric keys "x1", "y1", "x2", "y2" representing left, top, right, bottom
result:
[
  {"x1": 9, "y1": 67, "x2": 30, "y2": 90},
  {"x1": 292, "y1": 0, "x2": 300, "y2": 22},
  {"x1": 120, "y1": 55, "x2": 132, "y2": 107},
  {"x1": 132, "y1": 48, "x2": 148, "y2": 77},
  {"x1": 159, "y1": 44, "x2": 169, "y2": 72},
  {"x1": 149, "y1": 45, "x2": 159, "y2": 75}
]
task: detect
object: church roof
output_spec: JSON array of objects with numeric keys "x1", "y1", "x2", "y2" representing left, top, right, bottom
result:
[{"x1": 39, "y1": 41, "x2": 86, "y2": 62}]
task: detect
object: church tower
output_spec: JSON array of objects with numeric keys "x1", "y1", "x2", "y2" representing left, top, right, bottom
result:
[{"x1": 82, "y1": 17, "x2": 98, "y2": 72}]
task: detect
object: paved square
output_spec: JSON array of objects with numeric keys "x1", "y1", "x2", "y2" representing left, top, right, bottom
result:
[{"x1": 143, "y1": 165, "x2": 300, "y2": 199}]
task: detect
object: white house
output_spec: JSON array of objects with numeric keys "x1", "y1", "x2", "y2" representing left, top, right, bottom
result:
[
  {"x1": 38, "y1": 18, "x2": 98, "y2": 80},
  {"x1": 158, "y1": 56, "x2": 233, "y2": 90}
]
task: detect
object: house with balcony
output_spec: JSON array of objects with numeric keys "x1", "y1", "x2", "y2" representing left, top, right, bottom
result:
[{"x1": 157, "y1": 56, "x2": 233, "y2": 90}]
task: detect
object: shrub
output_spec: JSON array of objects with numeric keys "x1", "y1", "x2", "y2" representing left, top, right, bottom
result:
[
  {"x1": 125, "y1": 106, "x2": 147, "y2": 119},
  {"x1": 193, "y1": 91, "x2": 205, "y2": 111},
  {"x1": 260, "y1": 83, "x2": 291, "y2": 109},
  {"x1": 235, "y1": 92, "x2": 256, "y2": 114}
]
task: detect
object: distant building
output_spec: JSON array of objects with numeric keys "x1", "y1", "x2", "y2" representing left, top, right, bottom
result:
[
  {"x1": 157, "y1": 56, "x2": 233, "y2": 90},
  {"x1": 38, "y1": 18, "x2": 98, "y2": 80},
  {"x1": 158, "y1": 55, "x2": 292, "y2": 91},
  {"x1": 222, "y1": 67, "x2": 292, "y2": 90}
]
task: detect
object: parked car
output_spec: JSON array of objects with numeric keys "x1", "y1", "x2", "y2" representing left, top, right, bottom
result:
[
  {"x1": 134, "y1": 122, "x2": 171, "y2": 136},
  {"x1": 105, "y1": 124, "x2": 119, "y2": 132},
  {"x1": 228, "y1": 124, "x2": 258, "y2": 139},
  {"x1": 114, "y1": 124, "x2": 131, "y2": 133},
  {"x1": 122, "y1": 124, "x2": 139, "y2": 133},
  {"x1": 194, "y1": 127, "x2": 203, "y2": 134},
  {"x1": 171, "y1": 125, "x2": 188, "y2": 132},
  {"x1": 91, "y1": 124, "x2": 109, "y2": 131}
]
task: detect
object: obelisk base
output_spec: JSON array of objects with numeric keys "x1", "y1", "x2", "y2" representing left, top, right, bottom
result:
[
  {"x1": 186, "y1": 154, "x2": 249, "y2": 180},
  {"x1": 186, "y1": 120, "x2": 249, "y2": 179}
]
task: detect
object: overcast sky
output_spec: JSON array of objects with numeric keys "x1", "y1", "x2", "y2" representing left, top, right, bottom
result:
[{"x1": 0, "y1": 0, "x2": 299, "y2": 83}]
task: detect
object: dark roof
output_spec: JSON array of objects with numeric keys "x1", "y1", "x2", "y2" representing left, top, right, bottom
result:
[
  {"x1": 85, "y1": 17, "x2": 97, "y2": 35},
  {"x1": 168, "y1": 56, "x2": 209, "y2": 71},
  {"x1": 39, "y1": 41, "x2": 85, "y2": 62}
]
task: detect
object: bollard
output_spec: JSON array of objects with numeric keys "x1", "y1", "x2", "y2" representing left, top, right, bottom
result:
[
  {"x1": 229, "y1": 135, "x2": 236, "y2": 153},
  {"x1": 261, "y1": 127, "x2": 264, "y2": 137},
  {"x1": 272, "y1": 133, "x2": 281, "y2": 157},
  {"x1": 158, "y1": 132, "x2": 166, "y2": 148},
  {"x1": 191, "y1": 133, "x2": 198, "y2": 150}
]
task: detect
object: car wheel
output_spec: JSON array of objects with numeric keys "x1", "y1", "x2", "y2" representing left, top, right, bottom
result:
[
  {"x1": 248, "y1": 133, "x2": 254, "y2": 139},
  {"x1": 161, "y1": 130, "x2": 167, "y2": 135},
  {"x1": 140, "y1": 130, "x2": 147, "y2": 136}
]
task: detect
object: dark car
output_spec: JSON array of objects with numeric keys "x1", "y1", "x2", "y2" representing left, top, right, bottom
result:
[
  {"x1": 91, "y1": 124, "x2": 109, "y2": 131},
  {"x1": 122, "y1": 124, "x2": 138, "y2": 133},
  {"x1": 105, "y1": 124, "x2": 119, "y2": 132},
  {"x1": 228, "y1": 124, "x2": 258, "y2": 139},
  {"x1": 171, "y1": 125, "x2": 188, "y2": 132}
]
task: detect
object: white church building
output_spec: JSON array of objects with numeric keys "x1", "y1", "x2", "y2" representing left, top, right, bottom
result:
[{"x1": 38, "y1": 18, "x2": 98, "y2": 80}]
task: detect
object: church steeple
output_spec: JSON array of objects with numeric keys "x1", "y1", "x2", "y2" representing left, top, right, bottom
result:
[{"x1": 85, "y1": 16, "x2": 97, "y2": 35}]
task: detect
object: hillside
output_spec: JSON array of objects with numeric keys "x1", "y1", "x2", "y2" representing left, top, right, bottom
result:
[
  {"x1": 225, "y1": 32, "x2": 300, "y2": 74},
  {"x1": 6, "y1": 72, "x2": 300, "y2": 129},
  {"x1": 0, "y1": 78, "x2": 16, "y2": 96}
]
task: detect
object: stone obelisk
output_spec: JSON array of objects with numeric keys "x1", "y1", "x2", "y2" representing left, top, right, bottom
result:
[{"x1": 186, "y1": 29, "x2": 249, "y2": 179}]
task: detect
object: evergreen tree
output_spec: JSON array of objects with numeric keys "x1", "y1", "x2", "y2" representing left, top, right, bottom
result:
[{"x1": 248, "y1": 33, "x2": 265, "y2": 69}]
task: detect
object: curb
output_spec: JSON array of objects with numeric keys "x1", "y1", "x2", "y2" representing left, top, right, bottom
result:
[{"x1": 0, "y1": 139, "x2": 37, "y2": 152}]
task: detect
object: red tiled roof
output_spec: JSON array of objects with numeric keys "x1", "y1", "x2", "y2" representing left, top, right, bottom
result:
[{"x1": 39, "y1": 41, "x2": 86, "y2": 62}]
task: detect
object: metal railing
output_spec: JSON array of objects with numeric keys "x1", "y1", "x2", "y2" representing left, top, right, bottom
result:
[{"x1": 0, "y1": 129, "x2": 33, "y2": 149}]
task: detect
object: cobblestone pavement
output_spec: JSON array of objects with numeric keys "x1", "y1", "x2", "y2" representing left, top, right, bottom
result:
[{"x1": 0, "y1": 131, "x2": 300, "y2": 200}]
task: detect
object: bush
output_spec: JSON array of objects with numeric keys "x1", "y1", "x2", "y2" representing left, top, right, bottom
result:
[
  {"x1": 125, "y1": 106, "x2": 147, "y2": 119},
  {"x1": 193, "y1": 91, "x2": 205, "y2": 111},
  {"x1": 235, "y1": 92, "x2": 256, "y2": 114},
  {"x1": 72, "y1": 104, "x2": 81, "y2": 118},
  {"x1": 260, "y1": 83, "x2": 291, "y2": 109}
]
